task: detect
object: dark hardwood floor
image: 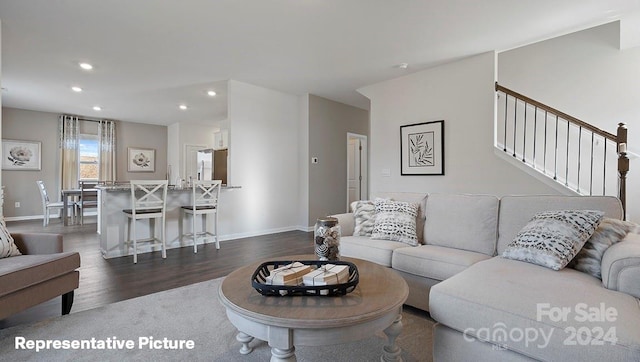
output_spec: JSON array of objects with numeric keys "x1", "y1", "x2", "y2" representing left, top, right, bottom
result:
[{"x1": 2, "y1": 216, "x2": 314, "y2": 329}]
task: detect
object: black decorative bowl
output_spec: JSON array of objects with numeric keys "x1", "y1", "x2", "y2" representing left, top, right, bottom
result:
[{"x1": 251, "y1": 260, "x2": 359, "y2": 297}]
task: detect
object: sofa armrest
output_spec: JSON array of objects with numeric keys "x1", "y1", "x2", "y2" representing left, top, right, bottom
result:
[
  {"x1": 11, "y1": 233, "x2": 63, "y2": 255},
  {"x1": 331, "y1": 213, "x2": 355, "y2": 236},
  {"x1": 601, "y1": 233, "x2": 640, "y2": 298}
]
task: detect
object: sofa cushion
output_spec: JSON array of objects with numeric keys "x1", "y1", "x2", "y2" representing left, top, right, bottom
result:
[
  {"x1": 373, "y1": 192, "x2": 428, "y2": 244},
  {"x1": 0, "y1": 252, "x2": 81, "y2": 298},
  {"x1": 430, "y1": 257, "x2": 640, "y2": 361},
  {"x1": 392, "y1": 245, "x2": 491, "y2": 281},
  {"x1": 371, "y1": 199, "x2": 420, "y2": 246},
  {"x1": 350, "y1": 200, "x2": 376, "y2": 236},
  {"x1": 0, "y1": 219, "x2": 21, "y2": 259},
  {"x1": 424, "y1": 194, "x2": 499, "y2": 256},
  {"x1": 340, "y1": 235, "x2": 409, "y2": 267},
  {"x1": 502, "y1": 210, "x2": 604, "y2": 270},
  {"x1": 570, "y1": 218, "x2": 640, "y2": 279},
  {"x1": 497, "y1": 195, "x2": 623, "y2": 255}
]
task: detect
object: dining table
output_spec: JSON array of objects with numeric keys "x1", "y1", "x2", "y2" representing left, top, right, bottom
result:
[{"x1": 61, "y1": 188, "x2": 98, "y2": 226}]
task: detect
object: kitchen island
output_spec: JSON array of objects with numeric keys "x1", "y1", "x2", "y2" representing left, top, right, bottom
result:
[{"x1": 97, "y1": 184, "x2": 240, "y2": 259}]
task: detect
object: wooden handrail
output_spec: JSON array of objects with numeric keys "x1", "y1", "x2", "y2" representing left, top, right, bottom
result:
[
  {"x1": 496, "y1": 82, "x2": 629, "y2": 219},
  {"x1": 495, "y1": 82, "x2": 616, "y2": 140}
]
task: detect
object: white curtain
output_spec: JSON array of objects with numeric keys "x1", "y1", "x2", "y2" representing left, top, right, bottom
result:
[
  {"x1": 98, "y1": 120, "x2": 116, "y2": 182},
  {"x1": 59, "y1": 115, "x2": 79, "y2": 190}
]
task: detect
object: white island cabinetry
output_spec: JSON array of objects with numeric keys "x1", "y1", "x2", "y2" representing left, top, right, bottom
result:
[{"x1": 97, "y1": 185, "x2": 238, "y2": 259}]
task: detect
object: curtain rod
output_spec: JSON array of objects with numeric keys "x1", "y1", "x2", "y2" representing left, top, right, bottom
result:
[{"x1": 62, "y1": 114, "x2": 116, "y2": 123}]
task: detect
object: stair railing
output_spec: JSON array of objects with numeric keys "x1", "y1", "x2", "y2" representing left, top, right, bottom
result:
[{"x1": 495, "y1": 82, "x2": 628, "y2": 218}]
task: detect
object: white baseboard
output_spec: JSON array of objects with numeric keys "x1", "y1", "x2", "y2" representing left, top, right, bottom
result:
[
  {"x1": 297, "y1": 225, "x2": 314, "y2": 232},
  {"x1": 4, "y1": 215, "x2": 46, "y2": 222},
  {"x1": 4, "y1": 211, "x2": 99, "y2": 223},
  {"x1": 218, "y1": 225, "x2": 311, "y2": 242}
]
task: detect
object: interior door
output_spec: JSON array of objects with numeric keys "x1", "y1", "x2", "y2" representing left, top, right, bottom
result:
[{"x1": 347, "y1": 138, "x2": 361, "y2": 210}]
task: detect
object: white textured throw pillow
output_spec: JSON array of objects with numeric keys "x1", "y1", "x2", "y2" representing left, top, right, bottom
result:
[
  {"x1": 371, "y1": 199, "x2": 419, "y2": 246},
  {"x1": 350, "y1": 200, "x2": 376, "y2": 236},
  {"x1": 0, "y1": 218, "x2": 21, "y2": 259},
  {"x1": 569, "y1": 218, "x2": 640, "y2": 279},
  {"x1": 502, "y1": 210, "x2": 604, "y2": 270}
]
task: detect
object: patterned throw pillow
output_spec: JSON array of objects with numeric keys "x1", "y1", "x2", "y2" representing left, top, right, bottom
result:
[
  {"x1": 569, "y1": 218, "x2": 640, "y2": 279},
  {"x1": 0, "y1": 218, "x2": 21, "y2": 259},
  {"x1": 371, "y1": 199, "x2": 419, "y2": 246},
  {"x1": 350, "y1": 200, "x2": 376, "y2": 236},
  {"x1": 502, "y1": 210, "x2": 604, "y2": 270}
]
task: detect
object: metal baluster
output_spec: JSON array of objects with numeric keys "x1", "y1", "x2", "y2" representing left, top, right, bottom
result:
[
  {"x1": 543, "y1": 111, "x2": 548, "y2": 175},
  {"x1": 565, "y1": 120, "x2": 570, "y2": 186},
  {"x1": 503, "y1": 93, "x2": 508, "y2": 152},
  {"x1": 513, "y1": 98, "x2": 517, "y2": 158},
  {"x1": 522, "y1": 102, "x2": 527, "y2": 162},
  {"x1": 590, "y1": 132, "x2": 594, "y2": 196},
  {"x1": 603, "y1": 140, "x2": 607, "y2": 195},
  {"x1": 577, "y1": 126, "x2": 582, "y2": 193},
  {"x1": 532, "y1": 106, "x2": 538, "y2": 169},
  {"x1": 554, "y1": 115, "x2": 559, "y2": 180}
]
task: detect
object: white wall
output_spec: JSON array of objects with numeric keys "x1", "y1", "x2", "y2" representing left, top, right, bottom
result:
[
  {"x1": 359, "y1": 52, "x2": 557, "y2": 197},
  {"x1": 0, "y1": 21, "x2": 3, "y2": 214},
  {"x1": 499, "y1": 21, "x2": 640, "y2": 222},
  {"x1": 221, "y1": 80, "x2": 302, "y2": 238},
  {"x1": 308, "y1": 94, "x2": 369, "y2": 225},
  {"x1": 167, "y1": 123, "x2": 180, "y2": 182},
  {"x1": 298, "y1": 94, "x2": 310, "y2": 230}
]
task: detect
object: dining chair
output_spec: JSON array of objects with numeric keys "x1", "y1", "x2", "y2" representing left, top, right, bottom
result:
[
  {"x1": 179, "y1": 180, "x2": 222, "y2": 252},
  {"x1": 78, "y1": 181, "x2": 98, "y2": 225},
  {"x1": 36, "y1": 180, "x2": 71, "y2": 226},
  {"x1": 123, "y1": 180, "x2": 168, "y2": 264}
]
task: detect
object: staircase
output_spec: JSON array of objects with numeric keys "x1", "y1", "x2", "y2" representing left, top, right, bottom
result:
[{"x1": 494, "y1": 82, "x2": 629, "y2": 218}]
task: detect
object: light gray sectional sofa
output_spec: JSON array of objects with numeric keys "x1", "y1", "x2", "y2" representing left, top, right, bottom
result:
[{"x1": 334, "y1": 193, "x2": 640, "y2": 361}]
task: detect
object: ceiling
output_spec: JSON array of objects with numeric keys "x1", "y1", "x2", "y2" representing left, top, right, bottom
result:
[{"x1": 1, "y1": 0, "x2": 639, "y2": 126}]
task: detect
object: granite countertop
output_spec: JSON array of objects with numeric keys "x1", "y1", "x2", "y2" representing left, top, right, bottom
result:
[{"x1": 96, "y1": 184, "x2": 241, "y2": 191}]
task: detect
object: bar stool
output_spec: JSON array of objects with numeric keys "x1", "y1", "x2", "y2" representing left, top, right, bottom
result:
[
  {"x1": 180, "y1": 180, "x2": 222, "y2": 252},
  {"x1": 123, "y1": 180, "x2": 168, "y2": 264}
]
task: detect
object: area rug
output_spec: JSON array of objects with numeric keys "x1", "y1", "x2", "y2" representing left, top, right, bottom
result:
[{"x1": 0, "y1": 278, "x2": 433, "y2": 361}]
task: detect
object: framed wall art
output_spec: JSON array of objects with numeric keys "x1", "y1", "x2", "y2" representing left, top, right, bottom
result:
[
  {"x1": 400, "y1": 120, "x2": 444, "y2": 175},
  {"x1": 128, "y1": 147, "x2": 156, "y2": 172},
  {"x1": 2, "y1": 139, "x2": 42, "y2": 171}
]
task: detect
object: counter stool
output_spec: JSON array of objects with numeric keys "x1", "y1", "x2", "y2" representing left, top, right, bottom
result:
[
  {"x1": 123, "y1": 180, "x2": 168, "y2": 264},
  {"x1": 179, "y1": 180, "x2": 222, "y2": 253}
]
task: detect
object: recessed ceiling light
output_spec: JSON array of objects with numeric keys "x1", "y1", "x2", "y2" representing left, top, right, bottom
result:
[
  {"x1": 93, "y1": 106, "x2": 102, "y2": 111},
  {"x1": 397, "y1": 63, "x2": 409, "y2": 69},
  {"x1": 179, "y1": 104, "x2": 188, "y2": 110},
  {"x1": 207, "y1": 90, "x2": 217, "y2": 97},
  {"x1": 71, "y1": 86, "x2": 83, "y2": 92},
  {"x1": 79, "y1": 62, "x2": 93, "y2": 70}
]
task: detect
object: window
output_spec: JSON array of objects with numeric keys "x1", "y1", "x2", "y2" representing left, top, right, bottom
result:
[{"x1": 79, "y1": 134, "x2": 99, "y2": 180}]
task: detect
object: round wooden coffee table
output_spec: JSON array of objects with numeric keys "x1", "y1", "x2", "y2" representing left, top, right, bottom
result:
[{"x1": 218, "y1": 255, "x2": 409, "y2": 362}]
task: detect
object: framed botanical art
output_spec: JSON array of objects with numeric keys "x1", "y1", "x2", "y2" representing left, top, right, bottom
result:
[
  {"x1": 2, "y1": 139, "x2": 42, "y2": 171},
  {"x1": 400, "y1": 120, "x2": 444, "y2": 175},
  {"x1": 128, "y1": 147, "x2": 155, "y2": 172}
]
